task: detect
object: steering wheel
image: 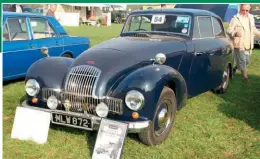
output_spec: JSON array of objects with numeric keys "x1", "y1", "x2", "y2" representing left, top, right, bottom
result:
[{"x1": 134, "y1": 29, "x2": 147, "y2": 31}]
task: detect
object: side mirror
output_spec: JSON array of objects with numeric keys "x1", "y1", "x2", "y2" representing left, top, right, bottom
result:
[
  {"x1": 155, "y1": 53, "x2": 166, "y2": 64},
  {"x1": 41, "y1": 47, "x2": 49, "y2": 57}
]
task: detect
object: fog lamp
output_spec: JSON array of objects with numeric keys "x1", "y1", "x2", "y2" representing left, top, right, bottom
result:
[
  {"x1": 95, "y1": 102, "x2": 109, "y2": 117},
  {"x1": 47, "y1": 95, "x2": 58, "y2": 110}
]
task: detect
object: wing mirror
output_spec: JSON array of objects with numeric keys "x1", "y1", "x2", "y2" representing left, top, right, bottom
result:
[
  {"x1": 41, "y1": 47, "x2": 49, "y2": 57},
  {"x1": 151, "y1": 53, "x2": 166, "y2": 64}
]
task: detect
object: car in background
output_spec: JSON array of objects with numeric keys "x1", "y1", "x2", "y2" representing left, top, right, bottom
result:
[
  {"x1": 251, "y1": 10, "x2": 260, "y2": 46},
  {"x1": 33, "y1": 8, "x2": 43, "y2": 15},
  {"x1": 23, "y1": 6, "x2": 34, "y2": 13},
  {"x1": 20, "y1": 9, "x2": 234, "y2": 146},
  {"x1": 2, "y1": 12, "x2": 90, "y2": 82},
  {"x1": 111, "y1": 10, "x2": 128, "y2": 24}
]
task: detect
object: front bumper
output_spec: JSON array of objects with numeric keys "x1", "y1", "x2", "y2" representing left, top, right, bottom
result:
[{"x1": 21, "y1": 100, "x2": 150, "y2": 133}]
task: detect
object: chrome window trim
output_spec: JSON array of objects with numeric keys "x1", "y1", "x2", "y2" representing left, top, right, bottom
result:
[
  {"x1": 121, "y1": 13, "x2": 192, "y2": 37},
  {"x1": 193, "y1": 16, "x2": 215, "y2": 40},
  {"x1": 28, "y1": 17, "x2": 59, "y2": 40},
  {"x1": 5, "y1": 17, "x2": 30, "y2": 41},
  {"x1": 211, "y1": 16, "x2": 226, "y2": 38}
]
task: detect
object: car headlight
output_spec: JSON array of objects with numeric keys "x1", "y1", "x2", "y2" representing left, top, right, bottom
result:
[
  {"x1": 25, "y1": 79, "x2": 40, "y2": 96},
  {"x1": 125, "y1": 90, "x2": 145, "y2": 111}
]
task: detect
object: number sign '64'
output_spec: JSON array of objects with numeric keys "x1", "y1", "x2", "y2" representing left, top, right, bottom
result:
[{"x1": 151, "y1": 15, "x2": 166, "y2": 24}]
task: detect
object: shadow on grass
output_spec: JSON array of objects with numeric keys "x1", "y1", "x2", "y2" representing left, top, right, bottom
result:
[
  {"x1": 217, "y1": 74, "x2": 260, "y2": 131},
  {"x1": 19, "y1": 95, "x2": 27, "y2": 104},
  {"x1": 49, "y1": 124, "x2": 97, "y2": 157},
  {"x1": 3, "y1": 77, "x2": 25, "y2": 86}
]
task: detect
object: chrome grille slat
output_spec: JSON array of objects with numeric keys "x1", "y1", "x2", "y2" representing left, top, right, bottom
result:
[
  {"x1": 77, "y1": 66, "x2": 85, "y2": 110},
  {"x1": 90, "y1": 69, "x2": 96, "y2": 111},
  {"x1": 87, "y1": 67, "x2": 94, "y2": 109}
]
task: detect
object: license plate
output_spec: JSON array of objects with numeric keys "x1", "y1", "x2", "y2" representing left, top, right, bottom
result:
[{"x1": 51, "y1": 113, "x2": 92, "y2": 130}]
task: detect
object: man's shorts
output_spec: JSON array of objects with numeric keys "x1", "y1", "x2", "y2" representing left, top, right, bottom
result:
[{"x1": 235, "y1": 49, "x2": 251, "y2": 71}]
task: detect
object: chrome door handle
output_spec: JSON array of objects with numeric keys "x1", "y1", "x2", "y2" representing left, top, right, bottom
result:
[
  {"x1": 56, "y1": 41, "x2": 61, "y2": 45},
  {"x1": 29, "y1": 44, "x2": 36, "y2": 48}
]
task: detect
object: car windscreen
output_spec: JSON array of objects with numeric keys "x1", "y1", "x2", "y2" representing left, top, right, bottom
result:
[{"x1": 122, "y1": 14, "x2": 191, "y2": 36}]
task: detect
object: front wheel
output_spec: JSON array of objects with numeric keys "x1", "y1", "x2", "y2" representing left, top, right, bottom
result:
[{"x1": 138, "y1": 86, "x2": 177, "y2": 146}]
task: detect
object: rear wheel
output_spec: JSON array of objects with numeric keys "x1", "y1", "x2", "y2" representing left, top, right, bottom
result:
[
  {"x1": 213, "y1": 65, "x2": 230, "y2": 94},
  {"x1": 138, "y1": 86, "x2": 177, "y2": 146}
]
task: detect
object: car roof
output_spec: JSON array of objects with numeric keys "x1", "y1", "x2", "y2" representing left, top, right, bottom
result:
[
  {"x1": 3, "y1": 11, "x2": 46, "y2": 17},
  {"x1": 130, "y1": 8, "x2": 220, "y2": 18},
  {"x1": 250, "y1": 10, "x2": 260, "y2": 15}
]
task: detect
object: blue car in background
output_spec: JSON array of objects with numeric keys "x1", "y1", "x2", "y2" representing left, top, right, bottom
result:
[{"x1": 2, "y1": 12, "x2": 90, "y2": 82}]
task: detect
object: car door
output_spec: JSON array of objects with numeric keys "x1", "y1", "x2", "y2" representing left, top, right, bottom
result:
[
  {"x1": 207, "y1": 17, "x2": 229, "y2": 89},
  {"x1": 187, "y1": 16, "x2": 216, "y2": 97},
  {"x1": 2, "y1": 16, "x2": 32, "y2": 81},
  {"x1": 28, "y1": 17, "x2": 63, "y2": 57}
]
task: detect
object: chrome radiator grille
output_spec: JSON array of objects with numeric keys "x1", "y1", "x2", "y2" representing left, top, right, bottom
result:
[
  {"x1": 42, "y1": 66, "x2": 123, "y2": 115},
  {"x1": 64, "y1": 65, "x2": 100, "y2": 112}
]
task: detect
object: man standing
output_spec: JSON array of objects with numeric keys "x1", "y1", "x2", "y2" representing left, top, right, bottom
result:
[
  {"x1": 227, "y1": 4, "x2": 260, "y2": 83},
  {"x1": 11, "y1": 4, "x2": 24, "y2": 13},
  {"x1": 46, "y1": 4, "x2": 60, "y2": 21},
  {"x1": 161, "y1": 4, "x2": 167, "y2": 8}
]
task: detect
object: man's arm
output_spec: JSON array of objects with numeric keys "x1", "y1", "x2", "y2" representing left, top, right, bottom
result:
[
  {"x1": 253, "y1": 27, "x2": 260, "y2": 37},
  {"x1": 227, "y1": 17, "x2": 237, "y2": 37},
  {"x1": 252, "y1": 20, "x2": 260, "y2": 37}
]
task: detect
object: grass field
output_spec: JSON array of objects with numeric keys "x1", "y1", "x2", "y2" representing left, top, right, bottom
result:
[{"x1": 3, "y1": 24, "x2": 260, "y2": 159}]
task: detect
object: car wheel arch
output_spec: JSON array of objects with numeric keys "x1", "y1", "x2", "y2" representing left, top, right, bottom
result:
[
  {"x1": 162, "y1": 75, "x2": 188, "y2": 111},
  {"x1": 61, "y1": 51, "x2": 74, "y2": 58},
  {"x1": 110, "y1": 65, "x2": 188, "y2": 118}
]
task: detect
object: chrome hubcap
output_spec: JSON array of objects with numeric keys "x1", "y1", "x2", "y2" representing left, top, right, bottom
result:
[
  {"x1": 155, "y1": 103, "x2": 171, "y2": 136},
  {"x1": 222, "y1": 69, "x2": 228, "y2": 88}
]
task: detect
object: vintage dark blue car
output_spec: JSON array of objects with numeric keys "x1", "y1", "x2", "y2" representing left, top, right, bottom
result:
[
  {"x1": 20, "y1": 9, "x2": 234, "y2": 146},
  {"x1": 2, "y1": 12, "x2": 90, "y2": 81}
]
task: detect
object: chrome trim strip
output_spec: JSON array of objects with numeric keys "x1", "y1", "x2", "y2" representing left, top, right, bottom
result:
[{"x1": 3, "y1": 43, "x2": 89, "y2": 54}]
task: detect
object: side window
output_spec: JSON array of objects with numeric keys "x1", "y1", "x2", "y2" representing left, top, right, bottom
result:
[
  {"x1": 198, "y1": 17, "x2": 214, "y2": 38},
  {"x1": 7, "y1": 18, "x2": 29, "y2": 41},
  {"x1": 193, "y1": 17, "x2": 200, "y2": 38},
  {"x1": 212, "y1": 17, "x2": 225, "y2": 37},
  {"x1": 30, "y1": 18, "x2": 57, "y2": 39},
  {"x1": 3, "y1": 23, "x2": 10, "y2": 41}
]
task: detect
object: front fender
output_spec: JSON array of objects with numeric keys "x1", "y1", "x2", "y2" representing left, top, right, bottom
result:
[
  {"x1": 26, "y1": 57, "x2": 74, "y2": 89},
  {"x1": 110, "y1": 64, "x2": 187, "y2": 121}
]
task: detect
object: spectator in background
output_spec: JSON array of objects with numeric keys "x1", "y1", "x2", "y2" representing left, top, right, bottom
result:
[
  {"x1": 227, "y1": 4, "x2": 260, "y2": 83},
  {"x1": 46, "y1": 4, "x2": 60, "y2": 21},
  {"x1": 11, "y1": 4, "x2": 24, "y2": 13},
  {"x1": 161, "y1": 4, "x2": 167, "y2": 8}
]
